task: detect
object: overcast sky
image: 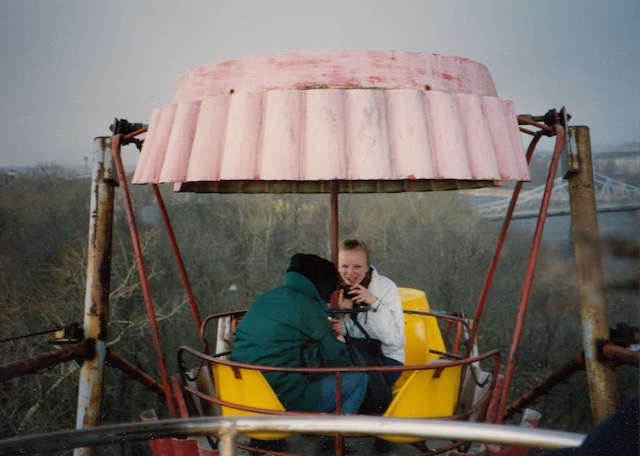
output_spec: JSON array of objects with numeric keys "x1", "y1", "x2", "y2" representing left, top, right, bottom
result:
[{"x1": 1, "y1": 0, "x2": 638, "y2": 168}]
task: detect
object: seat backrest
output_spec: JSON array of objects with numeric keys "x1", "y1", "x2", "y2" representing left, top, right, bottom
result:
[
  {"x1": 399, "y1": 287, "x2": 446, "y2": 361},
  {"x1": 211, "y1": 362, "x2": 290, "y2": 440},
  {"x1": 381, "y1": 362, "x2": 463, "y2": 443},
  {"x1": 395, "y1": 288, "x2": 447, "y2": 392}
]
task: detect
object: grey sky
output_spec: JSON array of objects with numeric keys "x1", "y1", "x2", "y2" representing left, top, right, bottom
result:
[{"x1": 1, "y1": 0, "x2": 638, "y2": 168}]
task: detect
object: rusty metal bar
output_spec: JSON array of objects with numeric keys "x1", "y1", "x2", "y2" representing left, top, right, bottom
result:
[
  {"x1": 567, "y1": 126, "x2": 617, "y2": 423},
  {"x1": 0, "y1": 341, "x2": 90, "y2": 382},
  {"x1": 74, "y1": 138, "x2": 116, "y2": 456},
  {"x1": 517, "y1": 115, "x2": 555, "y2": 134},
  {"x1": 497, "y1": 124, "x2": 565, "y2": 424},
  {"x1": 105, "y1": 350, "x2": 165, "y2": 396},
  {"x1": 505, "y1": 353, "x2": 586, "y2": 420},
  {"x1": 152, "y1": 184, "x2": 203, "y2": 331},
  {"x1": 469, "y1": 131, "x2": 542, "y2": 352},
  {"x1": 601, "y1": 344, "x2": 640, "y2": 367},
  {"x1": 505, "y1": 345, "x2": 637, "y2": 421},
  {"x1": 111, "y1": 134, "x2": 178, "y2": 417}
]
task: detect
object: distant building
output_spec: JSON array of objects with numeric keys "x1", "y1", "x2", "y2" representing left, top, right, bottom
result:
[
  {"x1": 0, "y1": 167, "x2": 17, "y2": 188},
  {"x1": 593, "y1": 150, "x2": 640, "y2": 177}
]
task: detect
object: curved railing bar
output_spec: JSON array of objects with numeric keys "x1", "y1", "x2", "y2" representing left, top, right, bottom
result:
[
  {"x1": 200, "y1": 309, "x2": 246, "y2": 345},
  {"x1": 201, "y1": 309, "x2": 473, "y2": 357},
  {"x1": 179, "y1": 341, "x2": 497, "y2": 377},
  {"x1": 0, "y1": 415, "x2": 585, "y2": 456},
  {"x1": 177, "y1": 345, "x2": 502, "y2": 423}
]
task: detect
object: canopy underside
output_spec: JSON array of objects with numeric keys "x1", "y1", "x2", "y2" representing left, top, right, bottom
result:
[{"x1": 175, "y1": 179, "x2": 498, "y2": 193}]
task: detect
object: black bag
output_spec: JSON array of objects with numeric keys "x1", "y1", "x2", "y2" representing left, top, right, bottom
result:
[{"x1": 344, "y1": 318, "x2": 393, "y2": 415}]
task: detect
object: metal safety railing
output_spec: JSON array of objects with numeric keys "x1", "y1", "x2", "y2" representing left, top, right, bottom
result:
[{"x1": 0, "y1": 415, "x2": 585, "y2": 456}]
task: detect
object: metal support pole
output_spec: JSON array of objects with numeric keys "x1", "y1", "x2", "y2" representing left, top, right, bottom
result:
[
  {"x1": 566, "y1": 126, "x2": 617, "y2": 424},
  {"x1": 330, "y1": 181, "x2": 339, "y2": 265},
  {"x1": 75, "y1": 137, "x2": 116, "y2": 455}
]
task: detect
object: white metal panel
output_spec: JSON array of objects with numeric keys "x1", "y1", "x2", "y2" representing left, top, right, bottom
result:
[
  {"x1": 218, "y1": 92, "x2": 262, "y2": 180},
  {"x1": 385, "y1": 89, "x2": 435, "y2": 179},
  {"x1": 424, "y1": 91, "x2": 472, "y2": 180},
  {"x1": 304, "y1": 89, "x2": 347, "y2": 180},
  {"x1": 260, "y1": 90, "x2": 304, "y2": 180},
  {"x1": 159, "y1": 101, "x2": 200, "y2": 183},
  {"x1": 345, "y1": 89, "x2": 392, "y2": 180},
  {"x1": 457, "y1": 93, "x2": 501, "y2": 179},
  {"x1": 187, "y1": 95, "x2": 230, "y2": 182},
  {"x1": 132, "y1": 51, "x2": 530, "y2": 191}
]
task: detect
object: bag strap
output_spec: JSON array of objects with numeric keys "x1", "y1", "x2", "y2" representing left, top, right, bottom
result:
[{"x1": 349, "y1": 313, "x2": 373, "y2": 340}]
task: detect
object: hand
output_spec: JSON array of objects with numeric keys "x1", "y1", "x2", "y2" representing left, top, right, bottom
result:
[
  {"x1": 331, "y1": 317, "x2": 343, "y2": 336},
  {"x1": 348, "y1": 284, "x2": 377, "y2": 306},
  {"x1": 337, "y1": 289, "x2": 354, "y2": 310}
]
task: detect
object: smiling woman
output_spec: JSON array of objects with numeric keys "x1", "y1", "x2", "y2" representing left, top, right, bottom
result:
[{"x1": 337, "y1": 238, "x2": 406, "y2": 387}]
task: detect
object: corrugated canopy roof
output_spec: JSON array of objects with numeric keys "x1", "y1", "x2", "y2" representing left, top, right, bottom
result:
[{"x1": 132, "y1": 51, "x2": 530, "y2": 193}]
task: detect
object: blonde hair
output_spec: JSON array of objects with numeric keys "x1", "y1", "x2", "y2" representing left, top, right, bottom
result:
[{"x1": 339, "y1": 238, "x2": 372, "y2": 265}]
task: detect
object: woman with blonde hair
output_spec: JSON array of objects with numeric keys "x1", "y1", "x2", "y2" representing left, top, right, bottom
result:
[{"x1": 337, "y1": 238, "x2": 405, "y2": 386}]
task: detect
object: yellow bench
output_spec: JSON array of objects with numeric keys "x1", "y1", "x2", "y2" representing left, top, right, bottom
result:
[
  {"x1": 380, "y1": 288, "x2": 462, "y2": 443},
  {"x1": 211, "y1": 362, "x2": 291, "y2": 440}
]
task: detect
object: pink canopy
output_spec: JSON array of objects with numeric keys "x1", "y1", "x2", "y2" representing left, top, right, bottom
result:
[{"x1": 132, "y1": 51, "x2": 529, "y2": 193}]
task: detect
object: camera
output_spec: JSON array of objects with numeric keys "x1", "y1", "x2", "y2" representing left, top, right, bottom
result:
[{"x1": 339, "y1": 283, "x2": 357, "y2": 300}]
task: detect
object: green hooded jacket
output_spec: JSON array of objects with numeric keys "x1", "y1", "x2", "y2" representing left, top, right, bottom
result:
[{"x1": 230, "y1": 271, "x2": 350, "y2": 411}]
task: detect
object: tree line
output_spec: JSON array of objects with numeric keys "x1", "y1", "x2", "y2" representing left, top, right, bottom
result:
[{"x1": 0, "y1": 163, "x2": 637, "y2": 446}]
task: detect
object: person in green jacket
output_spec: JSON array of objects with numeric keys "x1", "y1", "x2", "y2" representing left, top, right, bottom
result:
[{"x1": 231, "y1": 253, "x2": 368, "y2": 414}]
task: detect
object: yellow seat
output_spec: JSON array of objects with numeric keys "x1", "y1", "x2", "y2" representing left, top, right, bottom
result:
[
  {"x1": 381, "y1": 362, "x2": 463, "y2": 443},
  {"x1": 394, "y1": 288, "x2": 447, "y2": 391},
  {"x1": 380, "y1": 288, "x2": 462, "y2": 443},
  {"x1": 211, "y1": 362, "x2": 291, "y2": 440},
  {"x1": 399, "y1": 287, "x2": 445, "y2": 357}
]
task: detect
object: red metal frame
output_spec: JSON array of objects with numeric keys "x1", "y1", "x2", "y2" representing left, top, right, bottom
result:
[
  {"x1": 461, "y1": 114, "x2": 567, "y2": 424},
  {"x1": 108, "y1": 111, "x2": 581, "y2": 433},
  {"x1": 111, "y1": 133, "x2": 178, "y2": 417},
  {"x1": 497, "y1": 124, "x2": 565, "y2": 423}
]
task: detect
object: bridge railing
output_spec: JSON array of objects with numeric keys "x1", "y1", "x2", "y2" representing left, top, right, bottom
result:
[{"x1": 476, "y1": 172, "x2": 640, "y2": 219}]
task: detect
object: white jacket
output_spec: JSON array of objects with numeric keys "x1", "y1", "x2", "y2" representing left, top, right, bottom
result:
[{"x1": 342, "y1": 267, "x2": 406, "y2": 363}]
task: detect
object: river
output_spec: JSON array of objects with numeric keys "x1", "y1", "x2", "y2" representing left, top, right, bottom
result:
[{"x1": 509, "y1": 209, "x2": 639, "y2": 248}]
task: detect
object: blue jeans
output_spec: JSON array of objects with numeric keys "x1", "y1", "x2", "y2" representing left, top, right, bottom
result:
[
  {"x1": 315, "y1": 372, "x2": 368, "y2": 414},
  {"x1": 384, "y1": 357, "x2": 404, "y2": 386}
]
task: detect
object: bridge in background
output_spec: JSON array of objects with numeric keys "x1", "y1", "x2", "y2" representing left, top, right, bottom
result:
[{"x1": 476, "y1": 173, "x2": 640, "y2": 220}]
